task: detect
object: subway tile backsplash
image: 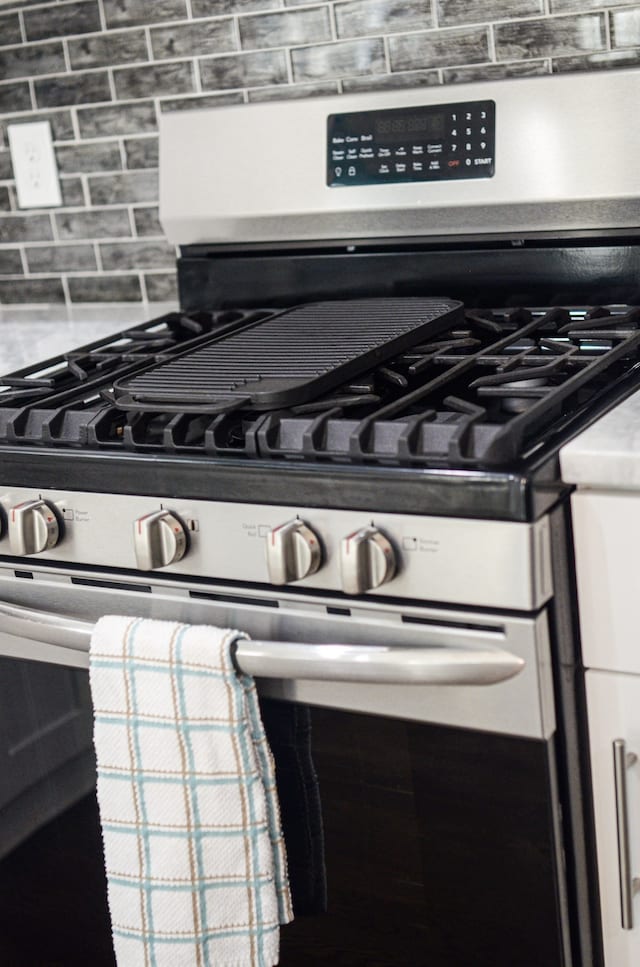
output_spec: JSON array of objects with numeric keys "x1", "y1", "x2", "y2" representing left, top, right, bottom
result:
[{"x1": 0, "y1": 0, "x2": 639, "y2": 309}]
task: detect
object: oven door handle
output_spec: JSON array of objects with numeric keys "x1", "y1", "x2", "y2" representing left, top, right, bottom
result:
[{"x1": 0, "y1": 602, "x2": 525, "y2": 685}]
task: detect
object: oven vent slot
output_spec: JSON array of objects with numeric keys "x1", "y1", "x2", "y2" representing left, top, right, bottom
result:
[
  {"x1": 14, "y1": 570, "x2": 33, "y2": 579},
  {"x1": 189, "y1": 590, "x2": 279, "y2": 608},
  {"x1": 401, "y1": 614, "x2": 504, "y2": 634},
  {"x1": 70, "y1": 577, "x2": 152, "y2": 593},
  {"x1": 326, "y1": 606, "x2": 351, "y2": 616}
]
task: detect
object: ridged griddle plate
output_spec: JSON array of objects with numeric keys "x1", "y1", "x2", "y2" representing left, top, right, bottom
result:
[{"x1": 113, "y1": 298, "x2": 463, "y2": 412}]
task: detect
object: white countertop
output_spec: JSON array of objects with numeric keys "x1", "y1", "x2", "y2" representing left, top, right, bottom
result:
[
  {"x1": 0, "y1": 303, "x2": 177, "y2": 375},
  {"x1": 560, "y1": 387, "x2": 640, "y2": 489}
]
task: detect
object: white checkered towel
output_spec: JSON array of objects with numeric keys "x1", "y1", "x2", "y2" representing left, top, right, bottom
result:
[{"x1": 89, "y1": 615, "x2": 293, "y2": 967}]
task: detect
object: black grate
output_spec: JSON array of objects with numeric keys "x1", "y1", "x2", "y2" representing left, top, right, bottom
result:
[
  {"x1": 0, "y1": 303, "x2": 639, "y2": 469},
  {"x1": 111, "y1": 299, "x2": 463, "y2": 412}
]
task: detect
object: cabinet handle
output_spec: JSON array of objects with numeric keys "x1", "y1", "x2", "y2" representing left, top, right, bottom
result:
[{"x1": 613, "y1": 738, "x2": 640, "y2": 929}]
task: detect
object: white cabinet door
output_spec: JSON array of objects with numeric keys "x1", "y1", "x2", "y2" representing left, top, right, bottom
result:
[{"x1": 587, "y1": 669, "x2": 640, "y2": 966}]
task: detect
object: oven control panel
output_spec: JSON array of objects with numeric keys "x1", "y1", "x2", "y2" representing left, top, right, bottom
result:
[
  {"x1": 327, "y1": 99, "x2": 495, "y2": 187},
  {"x1": 0, "y1": 488, "x2": 550, "y2": 612}
]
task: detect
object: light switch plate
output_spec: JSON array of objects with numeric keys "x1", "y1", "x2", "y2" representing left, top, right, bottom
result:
[{"x1": 8, "y1": 120, "x2": 62, "y2": 209}]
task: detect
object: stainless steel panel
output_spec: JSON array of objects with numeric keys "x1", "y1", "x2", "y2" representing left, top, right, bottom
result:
[
  {"x1": 0, "y1": 486, "x2": 552, "y2": 611},
  {"x1": 0, "y1": 564, "x2": 556, "y2": 739},
  {"x1": 159, "y1": 70, "x2": 640, "y2": 244}
]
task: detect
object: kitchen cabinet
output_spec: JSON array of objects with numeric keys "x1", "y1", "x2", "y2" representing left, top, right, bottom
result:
[{"x1": 586, "y1": 669, "x2": 640, "y2": 966}]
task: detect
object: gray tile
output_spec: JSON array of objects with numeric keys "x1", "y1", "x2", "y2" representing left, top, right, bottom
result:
[
  {"x1": 26, "y1": 243, "x2": 97, "y2": 273},
  {"x1": 291, "y1": 38, "x2": 385, "y2": 81},
  {"x1": 88, "y1": 170, "x2": 158, "y2": 205},
  {"x1": 0, "y1": 111, "x2": 74, "y2": 148},
  {"x1": 495, "y1": 13, "x2": 606, "y2": 60},
  {"x1": 103, "y1": 0, "x2": 187, "y2": 29},
  {"x1": 0, "y1": 13, "x2": 21, "y2": 47},
  {"x1": 437, "y1": 0, "x2": 542, "y2": 26},
  {"x1": 0, "y1": 41, "x2": 66, "y2": 81},
  {"x1": 34, "y1": 71, "x2": 112, "y2": 108},
  {"x1": 612, "y1": 9, "x2": 640, "y2": 49},
  {"x1": 55, "y1": 141, "x2": 122, "y2": 174},
  {"x1": 248, "y1": 80, "x2": 338, "y2": 101},
  {"x1": 124, "y1": 137, "x2": 159, "y2": 169},
  {"x1": 193, "y1": 0, "x2": 279, "y2": 14},
  {"x1": 200, "y1": 49, "x2": 288, "y2": 90},
  {"x1": 239, "y1": 7, "x2": 330, "y2": 50},
  {"x1": 133, "y1": 206, "x2": 163, "y2": 236},
  {"x1": 0, "y1": 213, "x2": 52, "y2": 243},
  {"x1": 114, "y1": 61, "x2": 195, "y2": 100},
  {"x1": 145, "y1": 271, "x2": 177, "y2": 302},
  {"x1": 342, "y1": 69, "x2": 440, "y2": 92},
  {"x1": 389, "y1": 26, "x2": 489, "y2": 71},
  {"x1": 56, "y1": 208, "x2": 132, "y2": 240},
  {"x1": 0, "y1": 249, "x2": 22, "y2": 274},
  {"x1": 68, "y1": 274, "x2": 142, "y2": 302},
  {"x1": 335, "y1": 0, "x2": 432, "y2": 40},
  {"x1": 100, "y1": 239, "x2": 174, "y2": 269},
  {"x1": 551, "y1": 0, "x2": 632, "y2": 10},
  {"x1": 0, "y1": 151, "x2": 13, "y2": 180},
  {"x1": 0, "y1": 185, "x2": 11, "y2": 211},
  {"x1": 0, "y1": 82, "x2": 31, "y2": 114},
  {"x1": 151, "y1": 18, "x2": 235, "y2": 60},
  {"x1": 24, "y1": 1, "x2": 101, "y2": 41},
  {"x1": 59, "y1": 177, "x2": 85, "y2": 206},
  {"x1": 0, "y1": 277, "x2": 65, "y2": 303},
  {"x1": 552, "y1": 49, "x2": 640, "y2": 72},
  {"x1": 159, "y1": 91, "x2": 244, "y2": 112},
  {"x1": 68, "y1": 28, "x2": 149, "y2": 70},
  {"x1": 443, "y1": 59, "x2": 550, "y2": 83},
  {"x1": 77, "y1": 100, "x2": 157, "y2": 138}
]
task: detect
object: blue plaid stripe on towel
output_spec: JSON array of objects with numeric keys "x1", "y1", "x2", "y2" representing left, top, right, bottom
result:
[{"x1": 89, "y1": 616, "x2": 293, "y2": 967}]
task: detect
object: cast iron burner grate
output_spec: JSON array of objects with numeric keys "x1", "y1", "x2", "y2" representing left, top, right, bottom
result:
[
  {"x1": 110, "y1": 299, "x2": 463, "y2": 412},
  {"x1": 0, "y1": 303, "x2": 639, "y2": 469}
]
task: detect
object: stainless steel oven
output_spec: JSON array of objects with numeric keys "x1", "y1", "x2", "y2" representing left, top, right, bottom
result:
[{"x1": 2, "y1": 68, "x2": 640, "y2": 966}]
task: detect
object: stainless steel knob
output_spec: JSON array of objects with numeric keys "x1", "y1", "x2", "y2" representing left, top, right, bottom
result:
[
  {"x1": 266, "y1": 518, "x2": 322, "y2": 585},
  {"x1": 340, "y1": 525, "x2": 396, "y2": 595},
  {"x1": 9, "y1": 499, "x2": 60, "y2": 556},
  {"x1": 133, "y1": 509, "x2": 188, "y2": 570}
]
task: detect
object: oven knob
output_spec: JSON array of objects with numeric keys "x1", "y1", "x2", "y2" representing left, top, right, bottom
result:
[
  {"x1": 9, "y1": 499, "x2": 60, "y2": 555},
  {"x1": 134, "y1": 510, "x2": 188, "y2": 570},
  {"x1": 266, "y1": 518, "x2": 322, "y2": 585},
  {"x1": 340, "y1": 526, "x2": 396, "y2": 595}
]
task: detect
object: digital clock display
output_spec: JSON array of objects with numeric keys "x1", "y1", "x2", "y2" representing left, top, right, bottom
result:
[
  {"x1": 327, "y1": 99, "x2": 495, "y2": 187},
  {"x1": 375, "y1": 113, "x2": 445, "y2": 141}
]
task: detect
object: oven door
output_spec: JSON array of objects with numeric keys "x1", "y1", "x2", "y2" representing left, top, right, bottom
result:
[{"x1": 0, "y1": 564, "x2": 570, "y2": 967}]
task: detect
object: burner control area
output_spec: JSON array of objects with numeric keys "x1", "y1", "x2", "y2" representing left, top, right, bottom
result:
[{"x1": 0, "y1": 488, "x2": 551, "y2": 611}]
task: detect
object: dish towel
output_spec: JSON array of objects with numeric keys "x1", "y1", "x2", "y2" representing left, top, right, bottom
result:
[{"x1": 89, "y1": 615, "x2": 293, "y2": 967}]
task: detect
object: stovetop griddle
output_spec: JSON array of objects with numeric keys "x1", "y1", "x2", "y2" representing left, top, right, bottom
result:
[{"x1": 112, "y1": 298, "x2": 462, "y2": 412}]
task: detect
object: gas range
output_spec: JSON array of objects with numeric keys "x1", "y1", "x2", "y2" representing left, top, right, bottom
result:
[{"x1": 3, "y1": 68, "x2": 640, "y2": 967}]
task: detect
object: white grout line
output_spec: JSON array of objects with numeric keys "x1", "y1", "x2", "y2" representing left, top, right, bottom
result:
[
  {"x1": 17, "y1": 8, "x2": 26, "y2": 44},
  {"x1": 488, "y1": 23, "x2": 497, "y2": 63},
  {"x1": 94, "y1": 241, "x2": 103, "y2": 271},
  {"x1": 18, "y1": 244, "x2": 28, "y2": 275},
  {"x1": 97, "y1": 0, "x2": 107, "y2": 33},
  {"x1": 62, "y1": 37, "x2": 71, "y2": 73},
  {"x1": 60, "y1": 275, "x2": 71, "y2": 305},
  {"x1": 107, "y1": 66, "x2": 117, "y2": 101},
  {"x1": 139, "y1": 271, "x2": 148, "y2": 302},
  {"x1": 144, "y1": 24, "x2": 154, "y2": 62}
]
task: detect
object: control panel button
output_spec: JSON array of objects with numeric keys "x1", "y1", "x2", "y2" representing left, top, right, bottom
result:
[
  {"x1": 266, "y1": 518, "x2": 322, "y2": 585},
  {"x1": 340, "y1": 526, "x2": 396, "y2": 595},
  {"x1": 134, "y1": 509, "x2": 188, "y2": 570},
  {"x1": 9, "y1": 499, "x2": 60, "y2": 556}
]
